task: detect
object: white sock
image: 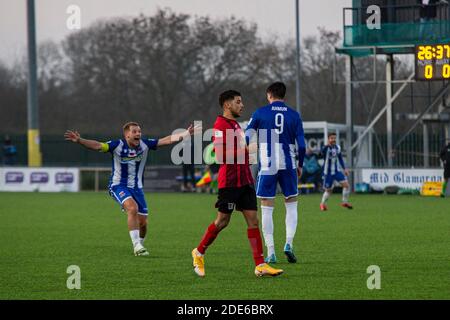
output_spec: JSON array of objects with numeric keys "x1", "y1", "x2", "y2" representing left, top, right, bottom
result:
[
  {"x1": 342, "y1": 188, "x2": 350, "y2": 203},
  {"x1": 129, "y1": 230, "x2": 140, "y2": 248},
  {"x1": 139, "y1": 237, "x2": 146, "y2": 245},
  {"x1": 321, "y1": 191, "x2": 331, "y2": 204},
  {"x1": 285, "y1": 201, "x2": 298, "y2": 246},
  {"x1": 261, "y1": 206, "x2": 275, "y2": 256}
]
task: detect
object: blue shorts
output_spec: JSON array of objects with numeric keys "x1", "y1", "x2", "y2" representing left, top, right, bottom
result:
[
  {"x1": 256, "y1": 169, "x2": 298, "y2": 199},
  {"x1": 109, "y1": 185, "x2": 148, "y2": 215},
  {"x1": 323, "y1": 172, "x2": 347, "y2": 189}
]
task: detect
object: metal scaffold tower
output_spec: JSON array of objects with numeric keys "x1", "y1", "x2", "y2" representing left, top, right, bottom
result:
[{"x1": 335, "y1": 0, "x2": 450, "y2": 179}]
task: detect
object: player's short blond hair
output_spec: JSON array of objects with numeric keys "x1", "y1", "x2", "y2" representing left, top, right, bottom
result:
[{"x1": 123, "y1": 122, "x2": 140, "y2": 133}]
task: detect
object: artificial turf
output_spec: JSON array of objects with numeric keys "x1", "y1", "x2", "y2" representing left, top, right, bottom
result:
[{"x1": 0, "y1": 192, "x2": 448, "y2": 299}]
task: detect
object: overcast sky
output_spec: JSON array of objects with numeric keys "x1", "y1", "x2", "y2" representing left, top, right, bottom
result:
[{"x1": 0, "y1": 0, "x2": 351, "y2": 65}]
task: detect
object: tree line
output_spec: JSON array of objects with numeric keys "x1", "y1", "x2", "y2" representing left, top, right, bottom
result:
[{"x1": 0, "y1": 8, "x2": 437, "y2": 138}]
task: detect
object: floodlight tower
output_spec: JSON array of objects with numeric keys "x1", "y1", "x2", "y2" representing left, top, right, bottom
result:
[
  {"x1": 26, "y1": 0, "x2": 42, "y2": 166},
  {"x1": 295, "y1": 0, "x2": 301, "y2": 114}
]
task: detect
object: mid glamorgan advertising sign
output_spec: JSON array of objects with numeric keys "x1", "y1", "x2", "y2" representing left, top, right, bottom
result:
[{"x1": 361, "y1": 169, "x2": 444, "y2": 191}]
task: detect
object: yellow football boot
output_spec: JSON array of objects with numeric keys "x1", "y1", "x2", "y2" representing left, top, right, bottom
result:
[
  {"x1": 254, "y1": 263, "x2": 284, "y2": 277},
  {"x1": 192, "y1": 248, "x2": 205, "y2": 277}
]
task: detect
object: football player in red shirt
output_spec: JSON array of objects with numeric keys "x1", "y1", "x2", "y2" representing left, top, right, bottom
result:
[{"x1": 191, "y1": 90, "x2": 284, "y2": 277}]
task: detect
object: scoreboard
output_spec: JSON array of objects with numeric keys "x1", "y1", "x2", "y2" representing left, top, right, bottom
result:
[{"x1": 415, "y1": 44, "x2": 450, "y2": 81}]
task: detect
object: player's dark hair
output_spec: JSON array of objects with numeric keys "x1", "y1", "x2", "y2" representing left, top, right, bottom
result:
[
  {"x1": 219, "y1": 90, "x2": 241, "y2": 107},
  {"x1": 266, "y1": 82, "x2": 286, "y2": 99},
  {"x1": 328, "y1": 132, "x2": 337, "y2": 138},
  {"x1": 123, "y1": 122, "x2": 140, "y2": 132}
]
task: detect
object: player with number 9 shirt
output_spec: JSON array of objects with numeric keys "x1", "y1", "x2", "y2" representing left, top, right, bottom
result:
[{"x1": 245, "y1": 82, "x2": 306, "y2": 264}]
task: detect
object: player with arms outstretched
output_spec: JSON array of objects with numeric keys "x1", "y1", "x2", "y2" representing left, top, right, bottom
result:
[
  {"x1": 245, "y1": 82, "x2": 306, "y2": 264},
  {"x1": 320, "y1": 133, "x2": 353, "y2": 211},
  {"x1": 191, "y1": 90, "x2": 283, "y2": 277},
  {"x1": 65, "y1": 122, "x2": 196, "y2": 256}
]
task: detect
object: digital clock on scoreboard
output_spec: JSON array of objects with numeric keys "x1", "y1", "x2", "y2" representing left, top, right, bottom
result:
[{"x1": 415, "y1": 44, "x2": 450, "y2": 81}]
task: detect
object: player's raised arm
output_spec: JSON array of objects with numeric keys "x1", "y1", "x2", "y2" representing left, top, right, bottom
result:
[
  {"x1": 157, "y1": 124, "x2": 201, "y2": 147},
  {"x1": 64, "y1": 130, "x2": 103, "y2": 151}
]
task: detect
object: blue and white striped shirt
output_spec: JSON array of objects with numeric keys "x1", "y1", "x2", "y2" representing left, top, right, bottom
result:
[
  {"x1": 102, "y1": 138, "x2": 158, "y2": 189},
  {"x1": 321, "y1": 144, "x2": 346, "y2": 176},
  {"x1": 245, "y1": 101, "x2": 306, "y2": 174}
]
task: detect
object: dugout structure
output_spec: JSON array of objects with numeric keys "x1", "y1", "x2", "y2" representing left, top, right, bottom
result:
[{"x1": 303, "y1": 122, "x2": 373, "y2": 168}]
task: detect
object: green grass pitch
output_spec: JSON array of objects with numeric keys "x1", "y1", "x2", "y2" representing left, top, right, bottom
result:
[{"x1": 0, "y1": 192, "x2": 449, "y2": 299}]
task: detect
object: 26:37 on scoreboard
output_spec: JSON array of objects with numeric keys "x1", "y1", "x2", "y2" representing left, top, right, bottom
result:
[{"x1": 415, "y1": 44, "x2": 450, "y2": 81}]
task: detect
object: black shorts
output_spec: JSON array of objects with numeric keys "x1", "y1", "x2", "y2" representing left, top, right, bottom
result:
[
  {"x1": 215, "y1": 185, "x2": 257, "y2": 214},
  {"x1": 444, "y1": 168, "x2": 449, "y2": 180}
]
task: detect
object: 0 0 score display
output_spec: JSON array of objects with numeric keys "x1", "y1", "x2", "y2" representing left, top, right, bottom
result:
[{"x1": 415, "y1": 44, "x2": 450, "y2": 80}]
